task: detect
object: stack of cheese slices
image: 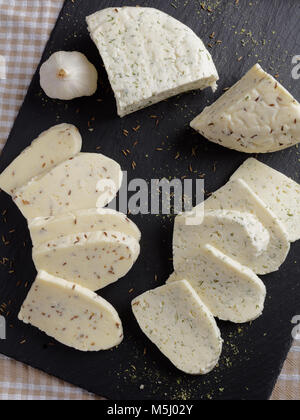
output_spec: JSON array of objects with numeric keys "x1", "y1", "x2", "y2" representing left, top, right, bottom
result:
[
  {"x1": 0, "y1": 124, "x2": 141, "y2": 351},
  {"x1": 132, "y1": 159, "x2": 300, "y2": 375}
]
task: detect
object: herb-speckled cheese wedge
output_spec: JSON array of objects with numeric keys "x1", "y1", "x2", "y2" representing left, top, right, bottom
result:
[
  {"x1": 230, "y1": 158, "x2": 300, "y2": 243},
  {"x1": 32, "y1": 231, "x2": 140, "y2": 291},
  {"x1": 29, "y1": 208, "x2": 141, "y2": 248},
  {"x1": 174, "y1": 209, "x2": 270, "y2": 275},
  {"x1": 168, "y1": 244, "x2": 266, "y2": 323},
  {"x1": 18, "y1": 271, "x2": 123, "y2": 352},
  {"x1": 205, "y1": 178, "x2": 290, "y2": 274},
  {"x1": 86, "y1": 7, "x2": 219, "y2": 117},
  {"x1": 0, "y1": 124, "x2": 82, "y2": 196},
  {"x1": 132, "y1": 280, "x2": 222, "y2": 375},
  {"x1": 13, "y1": 153, "x2": 123, "y2": 220},
  {"x1": 190, "y1": 64, "x2": 300, "y2": 153}
]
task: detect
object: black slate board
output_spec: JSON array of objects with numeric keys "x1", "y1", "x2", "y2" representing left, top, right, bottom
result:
[{"x1": 0, "y1": 0, "x2": 299, "y2": 401}]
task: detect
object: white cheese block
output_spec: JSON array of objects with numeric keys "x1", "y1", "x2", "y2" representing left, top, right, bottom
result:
[
  {"x1": 29, "y1": 208, "x2": 141, "y2": 248},
  {"x1": 132, "y1": 280, "x2": 222, "y2": 375},
  {"x1": 168, "y1": 244, "x2": 266, "y2": 323},
  {"x1": 13, "y1": 153, "x2": 123, "y2": 220},
  {"x1": 190, "y1": 64, "x2": 300, "y2": 153},
  {"x1": 230, "y1": 158, "x2": 300, "y2": 242},
  {"x1": 174, "y1": 209, "x2": 271, "y2": 275},
  {"x1": 0, "y1": 124, "x2": 82, "y2": 196},
  {"x1": 205, "y1": 178, "x2": 290, "y2": 274},
  {"x1": 32, "y1": 231, "x2": 140, "y2": 291},
  {"x1": 86, "y1": 7, "x2": 219, "y2": 117},
  {"x1": 18, "y1": 271, "x2": 123, "y2": 352}
]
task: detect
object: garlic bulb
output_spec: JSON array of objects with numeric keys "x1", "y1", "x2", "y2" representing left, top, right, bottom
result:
[{"x1": 40, "y1": 51, "x2": 98, "y2": 100}]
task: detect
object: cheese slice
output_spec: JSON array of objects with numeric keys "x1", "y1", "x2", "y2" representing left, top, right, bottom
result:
[
  {"x1": 13, "y1": 153, "x2": 123, "y2": 219},
  {"x1": 29, "y1": 209, "x2": 141, "y2": 248},
  {"x1": 190, "y1": 64, "x2": 300, "y2": 153},
  {"x1": 230, "y1": 158, "x2": 300, "y2": 242},
  {"x1": 32, "y1": 231, "x2": 140, "y2": 291},
  {"x1": 132, "y1": 280, "x2": 222, "y2": 375},
  {"x1": 18, "y1": 271, "x2": 123, "y2": 351},
  {"x1": 174, "y1": 209, "x2": 271, "y2": 275},
  {"x1": 86, "y1": 7, "x2": 219, "y2": 117},
  {"x1": 168, "y1": 244, "x2": 266, "y2": 323},
  {"x1": 205, "y1": 178, "x2": 290, "y2": 274},
  {"x1": 0, "y1": 124, "x2": 82, "y2": 196}
]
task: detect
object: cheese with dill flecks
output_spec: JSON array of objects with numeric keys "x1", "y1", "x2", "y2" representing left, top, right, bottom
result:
[
  {"x1": 13, "y1": 153, "x2": 123, "y2": 219},
  {"x1": 0, "y1": 124, "x2": 82, "y2": 196},
  {"x1": 18, "y1": 271, "x2": 123, "y2": 352},
  {"x1": 29, "y1": 208, "x2": 141, "y2": 248},
  {"x1": 230, "y1": 158, "x2": 300, "y2": 242},
  {"x1": 32, "y1": 231, "x2": 140, "y2": 291},
  {"x1": 168, "y1": 244, "x2": 266, "y2": 324},
  {"x1": 205, "y1": 178, "x2": 290, "y2": 274},
  {"x1": 174, "y1": 209, "x2": 271, "y2": 275},
  {"x1": 191, "y1": 64, "x2": 300, "y2": 153},
  {"x1": 132, "y1": 280, "x2": 222, "y2": 375},
  {"x1": 86, "y1": 7, "x2": 219, "y2": 117}
]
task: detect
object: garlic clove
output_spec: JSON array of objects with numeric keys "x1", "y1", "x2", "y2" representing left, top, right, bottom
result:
[{"x1": 40, "y1": 51, "x2": 98, "y2": 100}]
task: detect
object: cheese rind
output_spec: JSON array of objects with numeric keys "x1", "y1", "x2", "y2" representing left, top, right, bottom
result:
[
  {"x1": 87, "y1": 7, "x2": 219, "y2": 117},
  {"x1": 18, "y1": 271, "x2": 123, "y2": 352},
  {"x1": 132, "y1": 280, "x2": 222, "y2": 375},
  {"x1": 174, "y1": 209, "x2": 271, "y2": 275},
  {"x1": 230, "y1": 158, "x2": 300, "y2": 242},
  {"x1": 0, "y1": 124, "x2": 82, "y2": 195},
  {"x1": 29, "y1": 209, "x2": 141, "y2": 247},
  {"x1": 190, "y1": 64, "x2": 300, "y2": 153},
  {"x1": 13, "y1": 153, "x2": 123, "y2": 219},
  {"x1": 168, "y1": 244, "x2": 266, "y2": 323},
  {"x1": 205, "y1": 178, "x2": 290, "y2": 274},
  {"x1": 32, "y1": 231, "x2": 140, "y2": 291}
]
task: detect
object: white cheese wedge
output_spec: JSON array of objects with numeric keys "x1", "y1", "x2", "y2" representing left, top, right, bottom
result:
[
  {"x1": 132, "y1": 280, "x2": 222, "y2": 375},
  {"x1": 32, "y1": 231, "x2": 140, "y2": 291},
  {"x1": 13, "y1": 153, "x2": 123, "y2": 220},
  {"x1": 205, "y1": 178, "x2": 290, "y2": 274},
  {"x1": 168, "y1": 244, "x2": 266, "y2": 323},
  {"x1": 0, "y1": 124, "x2": 82, "y2": 196},
  {"x1": 190, "y1": 64, "x2": 300, "y2": 153},
  {"x1": 86, "y1": 7, "x2": 219, "y2": 117},
  {"x1": 230, "y1": 158, "x2": 300, "y2": 242},
  {"x1": 174, "y1": 209, "x2": 271, "y2": 275},
  {"x1": 18, "y1": 271, "x2": 123, "y2": 352},
  {"x1": 28, "y1": 208, "x2": 141, "y2": 248}
]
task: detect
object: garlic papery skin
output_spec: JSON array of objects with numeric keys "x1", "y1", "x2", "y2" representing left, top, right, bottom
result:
[{"x1": 40, "y1": 51, "x2": 98, "y2": 100}]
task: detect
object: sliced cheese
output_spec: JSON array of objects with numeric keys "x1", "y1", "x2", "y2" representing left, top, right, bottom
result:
[
  {"x1": 32, "y1": 231, "x2": 140, "y2": 291},
  {"x1": 29, "y1": 208, "x2": 141, "y2": 248},
  {"x1": 205, "y1": 178, "x2": 290, "y2": 274},
  {"x1": 13, "y1": 153, "x2": 123, "y2": 219},
  {"x1": 132, "y1": 280, "x2": 222, "y2": 375},
  {"x1": 18, "y1": 271, "x2": 123, "y2": 351},
  {"x1": 0, "y1": 124, "x2": 82, "y2": 196},
  {"x1": 86, "y1": 7, "x2": 219, "y2": 117},
  {"x1": 230, "y1": 158, "x2": 300, "y2": 242},
  {"x1": 168, "y1": 244, "x2": 266, "y2": 323},
  {"x1": 190, "y1": 64, "x2": 300, "y2": 153},
  {"x1": 174, "y1": 209, "x2": 271, "y2": 275}
]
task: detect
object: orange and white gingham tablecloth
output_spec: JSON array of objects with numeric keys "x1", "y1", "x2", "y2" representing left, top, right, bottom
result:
[{"x1": 0, "y1": 0, "x2": 299, "y2": 401}]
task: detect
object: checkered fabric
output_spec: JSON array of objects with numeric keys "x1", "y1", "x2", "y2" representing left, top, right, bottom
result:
[{"x1": 0, "y1": 0, "x2": 299, "y2": 401}]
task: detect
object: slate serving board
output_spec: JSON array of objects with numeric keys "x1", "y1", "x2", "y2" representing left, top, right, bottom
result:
[{"x1": 0, "y1": 0, "x2": 299, "y2": 401}]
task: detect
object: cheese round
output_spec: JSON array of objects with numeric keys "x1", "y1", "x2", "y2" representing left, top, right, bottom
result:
[
  {"x1": 132, "y1": 280, "x2": 222, "y2": 375},
  {"x1": 168, "y1": 244, "x2": 266, "y2": 323},
  {"x1": 18, "y1": 271, "x2": 123, "y2": 352},
  {"x1": 0, "y1": 124, "x2": 82, "y2": 196},
  {"x1": 191, "y1": 64, "x2": 300, "y2": 153},
  {"x1": 32, "y1": 231, "x2": 140, "y2": 291},
  {"x1": 29, "y1": 208, "x2": 141, "y2": 248}
]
